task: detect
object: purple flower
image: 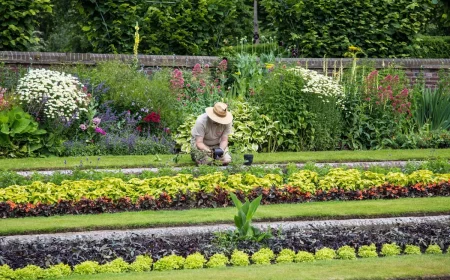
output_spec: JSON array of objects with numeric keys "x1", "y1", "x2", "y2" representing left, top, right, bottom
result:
[
  {"x1": 79, "y1": 124, "x2": 87, "y2": 131},
  {"x1": 95, "y1": 127, "x2": 106, "y2": 135},
  {"x1": 92, "y1": 117, "x2": 101, "y2": 126}
]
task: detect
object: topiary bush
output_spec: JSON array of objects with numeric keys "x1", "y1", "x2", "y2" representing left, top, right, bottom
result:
[
  {"x1": 381, "y1": 243, "x2": 401, "y2": 257},
  {"x1": 425, "y1": 244, "x2": 443, "y2": 255},
  {"x1": 336, "y1": 245, "x2": 357, "y2": 260},
  {"x1": 230, "y1": 250, "x2": 250, "y2": 266},
  {"x1": 184, "y1": 253, "x2": 206, "y2": 269},
  {"x1": 275, "y1": 249, "x2": 296, "y2": 264},
  {"x1": 206, "y1": 253, "x2": 229, "y2": 268},
  {"x1": 294, "y1": 251, "x2": 315, "y2": 263},
  {"x1": 251, "y1": 248, "x2": 275, "y2": 265},
  {"x1": 153, "y1": 255, "x2": 185, "y2": 271},
  {"x1": 129, "y1": 255, "x2": 153, "y2": 272},
  {"x1": 315, "y1": 247, "x2": 336, "y2": 260},
  {"x1": 357, "y1": 244, "x2": 379, "y2": 258}
]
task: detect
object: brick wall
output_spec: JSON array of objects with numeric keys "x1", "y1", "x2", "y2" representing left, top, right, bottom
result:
[{"x1": 1, "y1": 51, "x2": 449, "y2": 87}]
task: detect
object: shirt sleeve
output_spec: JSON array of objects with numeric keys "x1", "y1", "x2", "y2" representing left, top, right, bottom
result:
[
  {"x1": 191, "y1": 116, "x2": 206, "y2": 138},
  {"x1": 222, "y1": 122, "x2": 232, "y2": 137}
]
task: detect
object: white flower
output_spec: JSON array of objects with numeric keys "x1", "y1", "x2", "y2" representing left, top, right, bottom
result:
[{"x1": 16, "y1": 69, "x2": 89, "y2": 120}]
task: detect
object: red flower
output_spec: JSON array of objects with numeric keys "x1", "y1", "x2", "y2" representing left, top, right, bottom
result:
[{"x1": 143, "y1": 112, "x2": 161, "y2": 123}]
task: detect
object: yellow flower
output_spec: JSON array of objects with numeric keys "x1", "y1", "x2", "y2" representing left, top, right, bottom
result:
[
  {"x1": 235, "y1": 71, "x2": 241, "y2": 76},
  {"x1": 348, "y1": 45, "x2": 361, "y2": 52},
  {"x1": 265, "y1": 63, "x2": 275, "y2": 69}
]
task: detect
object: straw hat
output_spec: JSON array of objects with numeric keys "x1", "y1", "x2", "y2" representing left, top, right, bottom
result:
[{"x1": 205, "y1": 102, "x2": 233, "y2": 125}]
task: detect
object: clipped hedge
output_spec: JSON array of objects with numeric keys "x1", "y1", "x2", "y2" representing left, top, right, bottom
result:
[
  {"x1": 260, "y1": 0, "x2": 434, "y2": 58},
  {"x1": 411, "y1": 36, "x2": 450, "y2": 58}
]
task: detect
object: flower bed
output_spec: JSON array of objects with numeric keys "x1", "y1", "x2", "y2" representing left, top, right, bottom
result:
[
  {"x1": 2, "y1": 169, "x2": 450, "y2": 218},
  {"x1": 1, "y1": 219, "x2": 448, "y2": 269}
]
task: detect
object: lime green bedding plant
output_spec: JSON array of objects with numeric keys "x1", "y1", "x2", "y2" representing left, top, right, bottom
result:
[
  {"x1": 381, "y1": 243, "x2": 401, "y2": 257},
  {"x1": 129, "y1": 255, "x2": 153, "y2": 272},
  {"x1": 184, "y1": 253, "x2": 206, "y2": 269},
  {"x1": 315, "y1": 248, "x2": 336, "y2": 260},
  {"x1": 153, "y1": 255, "x2": 185, "y2": 271},
  {"x1": 294, "y1": 251, "x2": 315, "y2": 263},
  {"x1": 251, "y1": 248, "x2": 275, "y2": 265},
  {"x1": 73, "y1": 261, "x2": 101, "y2": 275},
  {"x1": 337, "y1": 245, "x2": 357, "y2": 260},
  {"x1": 404, "y1": 245, "x2": 422, "y2": 255},
  {"x1": 425, "y1": 244, "x2": 443, "y2": 255},
  {"x1": 230, "y1": 250, "x2": 250, "y2": 266},
  {"x1": 205, "y1": 253, "x2": 229, "y2": 268},
  {"x1": 275, "y1": 249, "x2": 295, "y2": 264},
  {"x1": 357, "y1": 244, "x2": 378, "y2": 258}
]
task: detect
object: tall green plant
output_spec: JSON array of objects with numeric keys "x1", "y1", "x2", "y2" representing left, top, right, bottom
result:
[
  {"x1": 415, "y1": 87, "x2": 450, "y2": 130},
  {"x1": 229, "y1": 193, "x2": 271, "y2": 241}
]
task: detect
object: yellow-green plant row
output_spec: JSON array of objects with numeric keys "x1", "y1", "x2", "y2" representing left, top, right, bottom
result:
[
  {"x1": 1, "y1": 169, "x2": 450, "y2": 204},
  {"x1": 0, "y1": 244, "x2": 447, "y2": 280}
]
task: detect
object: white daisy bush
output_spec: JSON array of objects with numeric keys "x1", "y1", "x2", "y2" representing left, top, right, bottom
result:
[
  {"x1": 16, "y1": 68, "x2": 89, "y2": 121},
  {"x1": 290, "y1": 66, "x2": 344, "y2": 103}
]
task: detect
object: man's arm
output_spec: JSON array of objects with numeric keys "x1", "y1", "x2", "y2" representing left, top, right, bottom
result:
[
  {"x1": 219, "y1": 135, "x2": 229, "y2": 151},
  {"x1": 195, "y1": 136, "x2": 211, "y2": 152}
]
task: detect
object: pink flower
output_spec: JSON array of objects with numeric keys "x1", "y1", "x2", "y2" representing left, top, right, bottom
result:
[
  {"x1": 92, "y1": 117, "x2": 101, "y2": 126},
  {"x1": 192, "y1": 63, "x2": 203, "y2": 76},
  {"x1": 95, "y1": 127, "x2": 106, "y2": 135},
  {"x1": 79, "y1": 124, "x2": 87, "y2": 131}
]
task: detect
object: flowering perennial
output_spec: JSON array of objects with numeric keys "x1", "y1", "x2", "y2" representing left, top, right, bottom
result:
[
  {"x1": 16, "y1": 69, "x2": 88, "y2": 121},
  {"x1": 290, "y1": 67, "x2": 344, "y2": 102}
]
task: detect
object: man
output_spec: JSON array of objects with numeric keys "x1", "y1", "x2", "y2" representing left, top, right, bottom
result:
[{"x1": 191, "y1": 102, "x2": 233, "y2": 165}]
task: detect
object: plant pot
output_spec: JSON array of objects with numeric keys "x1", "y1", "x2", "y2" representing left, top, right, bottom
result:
[{"x1": 243, "y1": 154, "x2": 254, "y2": 166}]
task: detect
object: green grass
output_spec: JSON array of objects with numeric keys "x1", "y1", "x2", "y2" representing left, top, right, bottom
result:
[
  {"x1": 61, "y1": 255, "x2": 450, "y2": 280},
  {"x1": 0, "y1": 148, "x2": 448, "y2": 171},
  {"x1": 3, "y1": 197, "x2": 450, "y2": 236}
]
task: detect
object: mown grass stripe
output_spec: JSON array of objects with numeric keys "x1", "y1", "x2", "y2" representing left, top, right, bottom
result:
[{"x1": 2, "y1": 197, "x2": 450, "y2": 236}]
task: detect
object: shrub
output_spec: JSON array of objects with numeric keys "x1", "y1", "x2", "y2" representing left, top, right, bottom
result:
[
  {"x1": 73, "y1": 261, "x2": 101, "y2": 275},
  {"x1": 404, "y1": 245, "x2": 422, "y2": 255},
  {"x1": 230, "y1": 250, "x2": 250, "y2": 266},
  {"x1": 275, "y1": 249, "x2": 296, "y2": 264},
  {"x1": 206, "y1": 253, "x2": 229, "y2": 268},
  {"x1": 129, "y1": 255, "x2": 153, "y2": 272},
  {"x1": 153, "y1": 255, "x2": 185, "y2": 271},
  {"x1": 251, "y1": 248, "x2": 275, "y2": 265},
  {"x1": 358, "y1": 244, "x2": 379, "y2": 258},
  {"x1": 99, "y1": 257, "x2": 130, "y2": 273},
  {"x1": 44, "y1": 263, "x2": 72, "y2": 278},
  {"x1": 381, "y1": 243, "x2": 401, "y2": 257},
  {"x1": 16, "y1": 68, "x2": 89, "y2": 121},
  {"x1": 425, "y1": 244, "x2": 443, "y2": 255},
  {"x1": 315, "y1": 247, "x2": 336, "y2": 260},
  {"x1": 184, "y1": 252, "x2": 206, "y2": 269},
  {"x1": 337, "y1": 245, "x2": 357, "y2": 260},
  {"x1": 294, "y1": 251, "x2": 315, "y2": 263},
  {"x1": 14, "y1": 264, "x2": 45, "y2": 280},
  {"x1": 0, "y1": 264, "x2": 14, "y2": 279}
]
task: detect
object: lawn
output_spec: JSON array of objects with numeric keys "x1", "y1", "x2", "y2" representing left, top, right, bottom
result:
[
  {"x1": 60, "y1": 255, "x2": 450, "y2": 280},
  {"x1": 3, "y1": 197, "x2": 450, "y2": 235},
  {"x1": 0, "y1": 148, "x2": 448, "y2": 171}
]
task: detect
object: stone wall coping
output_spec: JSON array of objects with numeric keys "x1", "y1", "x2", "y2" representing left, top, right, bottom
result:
[{"x1": 1, "y1": 51, "x2": 450, "y2": 69}]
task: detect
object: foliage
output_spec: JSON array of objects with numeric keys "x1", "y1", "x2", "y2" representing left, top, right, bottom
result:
[
  {"x1": 425, "y1": 244, "x2": 443, "y2": 254},
  {"x1": 229, "y1": 193, "x2": 272, "y2": 241},
  {"x1": 230, "y1": 250, "x2": 250, "y2": 266},
  {"x1": 153, "y1": 255, "x2": 185, "y2": 271},
  {"x1": 358, "y1": 244, "x2": 378, "y2": 258},
  {"x1": 0, "y1": 0, "x2": 52, "y2": 51},
  {"x1": 315, "y1": 247, "x2": 336, "y2": 260},
  {"x1": 184, "y1": 252, "x2": 206, "y2": 269},
  {"x1": 83, "y1": 61, "x2": 182, "y2": 130},
  {"x1": 294, "y1": 251, "x2": 315, "y2": 262},
  {"x1": 13, "y1": 264, "x2": 45, "y2": 280},
  {"x1": 251, "y1": 248, "x2": 275, "y2": 265},
  {"x1": 129, "y1": 255, "x2": 153, "y2": 272},
  {"x1": 73, "y1": 261, "x2": 100, "y2": 275},
  {"x1": 336, "y1": 245, "x2": 357, "y2": 260},
  {"x1": 414, "y1": 86, "x2": 450, "y2": 131},
  {"x1": 99, "y1": 257, "x2": 130, "y2": 273},
  {"x1": 381, "y1": 243, "x2": 401, "y2": 257},
  {"x1": 205, "y1": 253, "x2": 229, "y2": 268},
  {"x1": 411, "y1": 36, "x2": 450, "y2": 58},
  {"x1": 71, "y1": 0, "x2": 252, "y2": 55},
  {"x1": 0, "y1": 106, "x2": 48, "y2": 158},
  {"x1": 275, "y1": 249, "x2": 295, "y2": 263},
  {"x1": 404, "y1": 245, "x2": 422, "y2": 255},
  {"x1": 174, "y1": 114, "x2": 197, "y2": 153},
  {"x1": 261, "y1": 0, "x2": 434, "y2": 58}
]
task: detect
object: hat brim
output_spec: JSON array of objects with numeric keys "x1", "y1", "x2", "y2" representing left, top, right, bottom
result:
[{"x1": 205, "y1": 107, "x2": 233, "y2": 124}]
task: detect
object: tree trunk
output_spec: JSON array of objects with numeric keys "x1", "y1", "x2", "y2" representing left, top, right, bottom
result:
[{"x1": 253, "y1": 0, "x2": 259, "y2": 44}]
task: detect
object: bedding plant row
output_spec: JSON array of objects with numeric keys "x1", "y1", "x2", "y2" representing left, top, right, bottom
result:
[
  {"x1": 2, "y1": 218, "x2": 449, "y2": 269},
  {"x1": 2, "y1": 168, "x2": 450, "y2": 218},
  {"x1": 0, "y1": 243, "x2": 448, "y2": 280}
]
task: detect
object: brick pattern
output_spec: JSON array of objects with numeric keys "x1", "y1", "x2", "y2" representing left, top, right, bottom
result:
[{"x1": 1, "y1": 51, "x2": 449, "y2": 87}]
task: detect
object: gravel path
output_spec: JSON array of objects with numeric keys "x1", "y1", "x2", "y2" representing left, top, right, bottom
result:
[
  {"x1": 2, "y1": 215, "x2": 448, "y2": 245},
  {"x1": 15, "y1": 160, "x2": 422, "y2": 177}
]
